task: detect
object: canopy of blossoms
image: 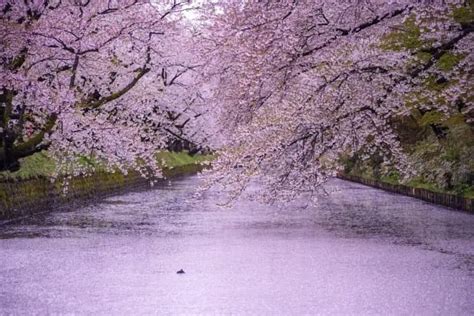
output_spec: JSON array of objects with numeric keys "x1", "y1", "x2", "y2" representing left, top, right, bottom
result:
[{"x1": 1, "y1": 0, "x2": 473, "y2": 201}]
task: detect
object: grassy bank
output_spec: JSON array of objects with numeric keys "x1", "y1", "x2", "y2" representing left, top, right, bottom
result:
[
  {"x1": 0, "y1": 151, "x2": 213, "y2": 180},
  {"x1": 0, "y1": 151, "x2": 213, "y2": 220},
  {"x1": 339, "y1": 173, "x2": 473, "y2": 213},
  {"x1": 156, "y1": 151, "x2": 213, "y2": 170},
  {"x1": 343, "y1": 169, "x2": 474, "y2": 200},
  {"x1": 380, "y1": 175, "x2": 474, "y2": 199},
  {"x1": 0, "y1": 171, "x2": 148, "y2": 220}
]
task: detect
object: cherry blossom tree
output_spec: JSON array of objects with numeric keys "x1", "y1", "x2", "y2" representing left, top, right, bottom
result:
[
  {"x1": 200, "y1": 0, "x2": 473, "y2": 202},
  {"x1": 2, "y1": 0, "x2": 472, "y2": 199},
  {"x1": 1, "y1": 0, "x2": 207, "y2": 176}
]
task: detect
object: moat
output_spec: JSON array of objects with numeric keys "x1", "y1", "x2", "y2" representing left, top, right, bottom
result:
[{"x1": 1, "y1": 176, "x2": 473, "y2": 314}]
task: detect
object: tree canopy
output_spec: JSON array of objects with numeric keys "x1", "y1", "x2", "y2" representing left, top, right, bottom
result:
[
  {"x1": 198, "y1": 0, "x2": 473, "y2": 201},
  {"x1": 1, "y1": 0, "x2": 473, "y2": 200},
  {"x1": 1, "y1": 0, "x2": 207, "y2": 176}
]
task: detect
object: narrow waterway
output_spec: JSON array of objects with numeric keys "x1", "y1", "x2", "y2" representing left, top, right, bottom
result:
[{"x1": 0, "y1": 176, "x2": 473, "y2": 315}]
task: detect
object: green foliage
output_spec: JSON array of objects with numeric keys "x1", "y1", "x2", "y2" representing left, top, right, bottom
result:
[
  {"x1": 380, "y1": 16, "x2": 424, "y2": 51},
  {"x1": 76, "y1": 155, "x2": 101, "y2": 168},
  {"x1": 343, "y1": 110, "x2": 474, "y2": 198},
  {"x1": 452, "y1": 5, "x2": 474, "y2": 25},
  {"x1": 406, "y1": 178, "x2": 443, "y2": 192},
  {"x1": 155, "y1": 151, "x2": 214, "y2": 169},
  {"x1": 436, "y1": 53, "x2": 464, "y2": 71},
  {"x1": 0, "y1": 151, "x2": 214, "y2": 180},
  {"x1": 463, "y1": 187, "x2": 474, "y2": 199},
  {"x1": 424, "y1": 75, "x2": 450, "y2": 92},
  {"x1": 443, "y1": 113, "x2": 466, "y2": 127},
  {"x1": 0, "y1": 151, "x2": 56, "y2": 179},
  {"x1": 419, "y1": 110, "x2": 444, "y2": 126},
  {"x1": 348, "y1": 11, "x2": 473, "y2": 196},
  {"x1": 339, "y1": 153, "x2": 358, "y2": 174},
  {"x1": 415, "y1": 51, "x2": 433, "y2": 64},
  {"x1": 344, "y1": 5, "x2": 474, "y2": 199},
  {"x1": 380, "y1": 171, "x2": 400, "y2": 185}
]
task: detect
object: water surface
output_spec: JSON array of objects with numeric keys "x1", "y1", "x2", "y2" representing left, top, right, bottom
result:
[{"x1": 0, "y1": 177, "x2": 473, "y2": 315}]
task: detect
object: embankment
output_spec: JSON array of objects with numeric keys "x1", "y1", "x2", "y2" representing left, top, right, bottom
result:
[
  {"x1": 0, "y1": 164, "x2": 203, "y2": 221},
  {"x1": 338, "y1": 174, "x2": 473, "y2": 213}
]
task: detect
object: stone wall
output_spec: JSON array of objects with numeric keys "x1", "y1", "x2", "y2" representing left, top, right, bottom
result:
[
  {"x1": 338, "y1": 174, "x2": 473, "y2": 213},
  {"x1": 0, "y1": 164, "x2": 203, "y2": 221}
]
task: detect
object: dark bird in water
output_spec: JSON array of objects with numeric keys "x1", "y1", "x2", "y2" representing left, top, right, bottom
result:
[{"x1": 176, "y1": 269, "x2": 185, "y2": 274}]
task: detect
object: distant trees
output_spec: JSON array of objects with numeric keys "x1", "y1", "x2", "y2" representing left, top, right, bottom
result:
[
  {"x1": 0, "y1": 0, "x2": 207, "y2": 176},
  {"x1": 201, "y1": 0, "x2": 473, "y2": 201}
]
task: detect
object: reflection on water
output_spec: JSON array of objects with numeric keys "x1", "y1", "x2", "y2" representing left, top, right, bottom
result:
[{"x1": 0, "y1": 177, "x2": 473, "y2": 315}]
